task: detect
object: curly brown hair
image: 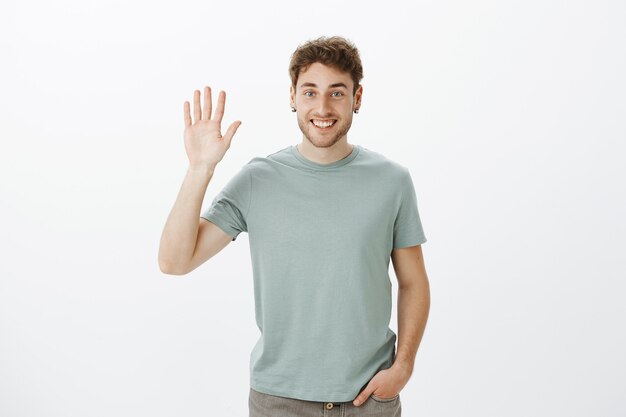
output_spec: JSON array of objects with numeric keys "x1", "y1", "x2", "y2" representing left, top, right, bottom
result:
[{"x1": 289, "y1": 35, "x2": 364, "y2": 96}]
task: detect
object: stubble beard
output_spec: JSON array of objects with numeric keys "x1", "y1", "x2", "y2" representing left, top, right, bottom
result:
[{"x1": 297, "y1": 116, "x2": 353, "y2": 149}]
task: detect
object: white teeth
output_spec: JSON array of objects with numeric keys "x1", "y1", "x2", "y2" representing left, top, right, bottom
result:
[{"x1": 312, "y1": 119, "x2": 336, "y2": 128}]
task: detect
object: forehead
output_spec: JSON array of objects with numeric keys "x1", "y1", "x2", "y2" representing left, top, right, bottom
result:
[{"x1": 297, "y1": 62, "x2": 352, "y2": 88}]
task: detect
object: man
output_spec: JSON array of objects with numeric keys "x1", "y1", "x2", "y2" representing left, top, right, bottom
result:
[{"x1": 158, "y1": 36, "x2": 430, "y2": 417}]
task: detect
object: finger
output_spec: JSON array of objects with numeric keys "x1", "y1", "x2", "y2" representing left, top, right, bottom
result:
[
  {"x1": 213, "y1": 90, "x2": 226, "y2": 124},
  {"x1": 193, "y1": 89, "x2": 201, "y2": 122},
  {"x1": 222, "y1": 120, "x2": 242, "y2": 148},
  {"x1": 353, "y1": 389, "x2": 372, "y2": 407},
  {"x1": 203, "y1": 86, "x2": 212, "y2": 121},
  {"x1": 184, "y1": 101, "x2": 191, "y2": 127}
]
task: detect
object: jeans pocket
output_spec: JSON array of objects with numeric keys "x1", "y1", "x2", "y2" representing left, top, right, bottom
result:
[{"x1": 370, "y1": 393, "x2": 400, "y2": 403}]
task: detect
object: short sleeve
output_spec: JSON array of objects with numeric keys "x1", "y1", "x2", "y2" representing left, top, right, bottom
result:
[
  {"x1": 201, "y1": 164, "x2": 252, "y2": 241},
  {"x1": 393, "y1": 168, "x2": 427, "y2": 249}
]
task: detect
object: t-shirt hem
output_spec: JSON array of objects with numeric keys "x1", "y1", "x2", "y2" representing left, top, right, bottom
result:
[
  {"x1": 393, "y1": 236, "x2": 427, "y2": 249},
  {"x1": 250, "y1": 380, "x2": 357, "y2": 403},
  {"x1": 200, "y1": 213, "x2": 239, "y2": 241}
]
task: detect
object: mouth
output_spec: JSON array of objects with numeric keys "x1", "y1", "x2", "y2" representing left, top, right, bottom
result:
[{"x1": 310, "y1": 119, "x2": 337, "y2": 130}]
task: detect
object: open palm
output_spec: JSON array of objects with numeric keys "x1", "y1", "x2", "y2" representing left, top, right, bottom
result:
[{"x1": 183, "y1": 86, "x2": 242, "y2": 169}]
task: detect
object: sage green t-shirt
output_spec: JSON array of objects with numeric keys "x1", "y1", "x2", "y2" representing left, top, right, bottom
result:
[{"x1": 201, "y1": 143, "x2": 427, "y2": 402}]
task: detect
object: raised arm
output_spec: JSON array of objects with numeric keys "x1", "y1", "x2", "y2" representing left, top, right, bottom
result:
[{"x1": 158, "y1": 86, "x2": 242, "y2": 275}]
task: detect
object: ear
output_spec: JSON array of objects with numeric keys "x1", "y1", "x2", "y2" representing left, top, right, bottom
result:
[
  {"x1": 354, "y1": 84, "x2": 363, "y2": 106},
  {"x1": 290, "y1": 84, "x2": 295, "y2": 106}
]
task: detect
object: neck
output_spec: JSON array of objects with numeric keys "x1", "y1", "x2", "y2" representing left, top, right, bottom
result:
[{"x1": 297, "y1": 139, "x2": 354, "y2": 165}]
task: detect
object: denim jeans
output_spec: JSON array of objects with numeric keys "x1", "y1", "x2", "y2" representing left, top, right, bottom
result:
[{"x1": 249, "y1": 387, "x2": 402, "y2": 417}]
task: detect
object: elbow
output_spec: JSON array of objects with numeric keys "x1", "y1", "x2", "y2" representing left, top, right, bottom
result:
[
  {"x1": 158, "y1": 257, "x2": 189, "y2": 276},
  {"x1": 158, "y1": 244, "x2": 191, "y2": 275}
]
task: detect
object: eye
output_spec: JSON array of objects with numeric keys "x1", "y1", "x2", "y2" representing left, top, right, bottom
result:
[
  {"x1": 304, "y1": 91, "x2": 314, "y2": 97},
  {"x1": 332, "y1": 91, "x2": 344, "y2": 97}
]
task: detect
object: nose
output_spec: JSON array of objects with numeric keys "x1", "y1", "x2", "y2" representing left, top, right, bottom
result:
[{"x1": 316, "y1": 94, "x2": 333, "y2": 117}]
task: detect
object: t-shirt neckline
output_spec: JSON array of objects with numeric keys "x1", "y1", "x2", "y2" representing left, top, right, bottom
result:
[{"x1": 290, "y1": 144, "x2": 360, "y2": 170}]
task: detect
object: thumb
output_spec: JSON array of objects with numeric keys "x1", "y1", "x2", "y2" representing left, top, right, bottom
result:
[
  {"x1": 353, "y1": 386, "x2": 373, "y2": 407},
  {"x1": 223, "y1": 120, "x2": 242, "y2": 148}
]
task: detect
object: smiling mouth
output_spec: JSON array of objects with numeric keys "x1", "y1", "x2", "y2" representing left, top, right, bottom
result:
[{"x1": 310, "y1": 119, "x2": 337, "y2": 129}]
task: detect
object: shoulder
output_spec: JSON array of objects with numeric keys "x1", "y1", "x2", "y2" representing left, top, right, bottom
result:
[
  {"x1": 241, "y1": 146, "x2": 293, "y2": 175},
  {"x1": 358, "y1": 145, "x2": 410, "y2": 181}
]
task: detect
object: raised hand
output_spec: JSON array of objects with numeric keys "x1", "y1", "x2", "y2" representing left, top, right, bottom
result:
[{"x1": 183, "y1": 86, "x2": 242, "y2": 170}]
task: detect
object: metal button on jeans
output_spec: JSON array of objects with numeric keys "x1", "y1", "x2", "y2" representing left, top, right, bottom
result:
[{"x1": 325, "y1": 402, "x2": 334, "y2": 410}]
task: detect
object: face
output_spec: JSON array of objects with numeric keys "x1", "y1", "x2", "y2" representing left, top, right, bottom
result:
[{"x1": 290, "y1": 62, "x2": 362, "y2": 148}]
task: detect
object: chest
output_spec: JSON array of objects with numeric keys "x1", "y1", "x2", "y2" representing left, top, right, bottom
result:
[{"x1": 247, "y1": 174, "x2": 399, "y2": 252}]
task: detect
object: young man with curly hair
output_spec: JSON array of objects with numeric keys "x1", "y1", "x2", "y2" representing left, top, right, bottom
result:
[{"x1": 159, "y1": 35, "x2": 430, "y2": 417}]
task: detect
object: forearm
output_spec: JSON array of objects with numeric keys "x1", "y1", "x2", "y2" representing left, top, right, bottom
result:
[
  {"x1": 393, "y1": 280, "x2": 430, "y2": 375},
  {"x1": 158, "y1": 165, "x2": 215, "y2": 274}
]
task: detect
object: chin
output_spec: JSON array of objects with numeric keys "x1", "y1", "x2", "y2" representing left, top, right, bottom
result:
[{"x1": 298, "y1": 118, "x2": 350, "y2": 148}]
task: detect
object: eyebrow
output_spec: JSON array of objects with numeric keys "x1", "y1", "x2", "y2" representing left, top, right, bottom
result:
[{"x1": 300, "y1": 82, "x2": 349, "y2": 90}]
